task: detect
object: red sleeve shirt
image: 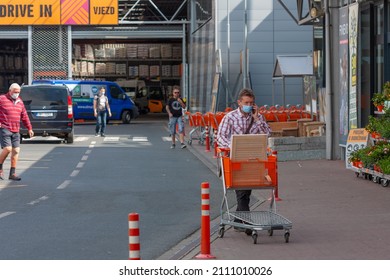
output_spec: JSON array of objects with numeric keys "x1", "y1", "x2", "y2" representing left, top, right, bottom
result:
[{"x1": 0, "y1": 94, "x2": 32, "y2": 133}]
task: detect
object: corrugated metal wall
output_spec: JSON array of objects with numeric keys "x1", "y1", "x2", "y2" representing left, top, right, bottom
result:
[{"x1": 216, "y1": 0, "x2": 313, "y2": 107}]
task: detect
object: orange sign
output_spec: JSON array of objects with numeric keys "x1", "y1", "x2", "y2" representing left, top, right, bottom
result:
[
  {"x1": 90, "y1": 0, "x2": 118, "y2": 25},
  {"x1": 0, "y1": 0, "x2": 61, "y2": 25},
  {"x1": 61, "y1": 0, "x2": 89, "y2": 25},
  {"x1": 346, "y1": 128, "x2": 369, "y2": 169},
  {"x1": 0, "y1": 0, "x2": 117, "y2": 25}
]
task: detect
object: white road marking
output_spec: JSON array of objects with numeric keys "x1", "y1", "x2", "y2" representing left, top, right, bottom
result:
[
  {"x1": 70, "y1": 170, "x2": 79, "y2": 177},
  {"x1": 133, "y1": 137, "x2": 148, "y2": 142},
  {"x1": 81, "y1": 155, "x2": 88, "y2": 161},
  {"x1": 85, "y1": 150, "x2": 92, "y2": 154},
  {"x1": 77, "y1": 162, "x2": 85, "y2": 168},
  {"x1": 57, "y1": 180, "x2": 72, "y2": 190},
  {"x1": 103, "y1": 137, "x2": 120, "y2": 142},
  {"x1": 0, "y1": 212, "x2": 16, "y2": 219},
  {"x1": 89, "y1": 141, "x2": 96, "y2": 148},
  {"x1": 27, "y1": 196, "x2": 49, "y2": 206},
  {"x1": 74, "y1": 137, "x2": 89, "y2": 142},
  {"x1": 162, "y1": 136, "x2": 171, "y2": 142}
]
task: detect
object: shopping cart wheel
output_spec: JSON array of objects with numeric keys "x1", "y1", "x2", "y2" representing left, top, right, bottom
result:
[
  {"x1": 268, "y1": 229, "x2": 273, "y2": 236},
  {"x1": 187, "y1": 140, "x2": 192, "y2": 145},
  {"x1": 218, "y1": 226, "x2": 225, "y2": 238},
  {"x1": 355, "y1": 172, "x2": 360, "y2": 177},
  {"x1": 284, "y1": 231, "x2": 290, "y2": 243},
  {"x1": 372, "y1": 176, "x2": 379, "y2": 183},
  {"x1": 381, "y1": 179, "x2": 389, "y2": 187},
  {"x1": 252, "y1": 232, "x2": 258, "y2": 244}
]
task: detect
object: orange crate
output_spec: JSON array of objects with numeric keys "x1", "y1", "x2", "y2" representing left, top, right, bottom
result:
[{"x1": 222, "y1": 157, "x2": 277, "y2": 188}]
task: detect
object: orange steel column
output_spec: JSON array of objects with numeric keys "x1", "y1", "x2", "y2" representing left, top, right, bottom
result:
[
  {"x1": 196, "y1": 182, "x2": 216, "y2": 259},
  {"x1": 128, "y1": 213, "x2": 141, "y2": 260}
]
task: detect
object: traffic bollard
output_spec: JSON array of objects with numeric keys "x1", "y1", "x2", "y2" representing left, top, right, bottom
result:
[
  {"x1": 196, "y1": 182, "x2": 216, "y2": 259},
  {"x1": 128, "y1": 213, "x2": 140, "y2": 260}
]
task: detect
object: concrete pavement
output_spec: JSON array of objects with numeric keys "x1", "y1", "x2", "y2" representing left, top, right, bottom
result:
[{"x1": 163, "y1": 130, "x2": 390, "y2": 260}]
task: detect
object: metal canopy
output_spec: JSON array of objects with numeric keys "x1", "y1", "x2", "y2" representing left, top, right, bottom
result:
[
  {"x1": 272, "y1": 54, "x2": 314, "y2": 107},
  {"x1": 119, "y1": 0, "x2": 188, "y2": 23}
]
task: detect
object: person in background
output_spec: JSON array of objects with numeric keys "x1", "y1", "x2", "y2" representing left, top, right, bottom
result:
[
  {"x1": 166, "y1": 85, "x2": 186, "y2": 149},
  {"x1": 93, "y1": 87, "x2": 112, "y2": 137},
  {"x1": 0, "y1": 83, "x2": 34, "y2": 181},
  {"x1": 217, "y1": 88, "x2": 271, "y2": 233}
]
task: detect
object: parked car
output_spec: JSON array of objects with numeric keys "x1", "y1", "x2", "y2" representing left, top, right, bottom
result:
[{"x1": 20, "y1": 84, "x2": 74, "y2": 143}]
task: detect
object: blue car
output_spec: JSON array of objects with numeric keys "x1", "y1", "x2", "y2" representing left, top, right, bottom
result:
[{"x1": 32, "y1": 80, "x2": 139, "y2": 123}]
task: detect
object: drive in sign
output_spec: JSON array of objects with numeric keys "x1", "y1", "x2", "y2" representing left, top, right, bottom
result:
[{"x1": 0, "y1": 0, "x2": 118, "y2": 25}]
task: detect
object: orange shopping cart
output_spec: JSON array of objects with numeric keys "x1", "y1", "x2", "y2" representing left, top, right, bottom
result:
[
  {"x1": 218, "y1": 134, "x2": 292, "y2": 244},
  {"x1": 185, "y1": 111, "x2": 205, "y2": 145}
]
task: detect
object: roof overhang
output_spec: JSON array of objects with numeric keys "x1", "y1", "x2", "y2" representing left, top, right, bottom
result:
[{"x1": 276, "y1": 0, "x2": 324, "y2": 25}]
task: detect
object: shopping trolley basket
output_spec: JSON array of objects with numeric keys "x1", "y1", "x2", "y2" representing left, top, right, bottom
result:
[{"x1": 218, "y1": 153, "x2": 292, "y2": 244}]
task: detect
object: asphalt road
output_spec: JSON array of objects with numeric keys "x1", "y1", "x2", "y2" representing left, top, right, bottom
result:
[{"x1": 0, "y1": 114, "x2": 223, "y2": 260}]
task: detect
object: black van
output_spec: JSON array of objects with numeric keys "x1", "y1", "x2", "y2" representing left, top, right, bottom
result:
[{"x1": 20, "y1": 84, "x2": 74, "y2": 143}]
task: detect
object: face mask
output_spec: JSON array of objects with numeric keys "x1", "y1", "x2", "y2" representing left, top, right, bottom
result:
[
  {"x1": 242, "y1": 105, "x2": 252, "y2": 113},
  {"x1": 11, "y1": 93, "x2": 19, "y2": 100}
]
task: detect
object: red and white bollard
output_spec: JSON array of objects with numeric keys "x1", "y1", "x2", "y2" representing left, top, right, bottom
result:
[
  {"x1": 128, "y1": 213, "x2": 141, "y2": 260},
  {"x1": 196, "y1": 182, "x2": 216, "y2": 259}
]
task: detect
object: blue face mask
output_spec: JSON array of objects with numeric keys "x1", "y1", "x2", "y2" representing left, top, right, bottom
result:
[{"x1": 242, "y1": 105, "x2": 252, "y2": 113}]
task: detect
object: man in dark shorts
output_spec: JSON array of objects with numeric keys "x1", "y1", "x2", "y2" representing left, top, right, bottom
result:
[
  {"x1": 166, "y1": 85, "x2": 187, "y2": 149},
  {"x1": 0, "y1": 83, "x2": 34, "y2": 181}
]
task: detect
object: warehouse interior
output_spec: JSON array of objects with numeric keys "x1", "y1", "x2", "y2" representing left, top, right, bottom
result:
[{"x1": 0, "y1": 1, "x2": 212, "y2": 97}]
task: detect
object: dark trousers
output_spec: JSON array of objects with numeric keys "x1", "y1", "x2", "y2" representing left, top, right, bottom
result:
[
  {"x1": 235, "y1": 189, "x2": 251, "y2": 211},
  {"x1": 234, "y1": 190, "x2": 251, "y2": 223}
]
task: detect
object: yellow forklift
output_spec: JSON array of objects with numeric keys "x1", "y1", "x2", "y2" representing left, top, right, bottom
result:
[{"x1": 147, "y1": 86, "x2": 167, "y2": 113}]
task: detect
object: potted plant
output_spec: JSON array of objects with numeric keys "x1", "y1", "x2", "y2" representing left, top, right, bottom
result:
[
  {"x1": 372, "y1": 92, "x2": 387, "y2": 112},
  {"x1": 365, "y1": 115, "x2": 381, "y2": 139},
  {"x1": 348, "y1": 148, "x2": 365, "y2": 168}
]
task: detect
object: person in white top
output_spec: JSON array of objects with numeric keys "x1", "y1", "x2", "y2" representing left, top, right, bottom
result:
[{"x1": 93, "y1": 87, "x2": 112, "y2": 137}]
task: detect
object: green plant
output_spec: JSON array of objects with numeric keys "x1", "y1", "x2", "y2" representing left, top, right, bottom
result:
[
  {"x1": 372, "y1": 92, "x2": 387, "y2": 107},
  {"x1": 378, "y1": 158, "x2": 390, "y2": 174},
  {"x1": 365, "y1": 115, "x2": 380, "y2": 133},
  {"x1": 376, "y1": 118, "x2": 390, "y2": 139},
  {"x1": 348, "y1": 149, "x2": 363, "y2": 163},
  {"x1": 359, "y1": 146, "x2": 376, "y2": 168},
  {"x1": 383, "y1": 81, "x2": 390, "y2": 99}
]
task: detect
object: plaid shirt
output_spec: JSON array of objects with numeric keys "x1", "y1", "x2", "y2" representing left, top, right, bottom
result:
[{"x1": 216, "y1": 108, "x2": 271, "y2": 148}]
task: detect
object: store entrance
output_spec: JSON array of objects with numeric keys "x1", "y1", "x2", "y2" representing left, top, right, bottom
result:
[{"x1": 0, "y1": 39, "x2": 28, "y2": 93}]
